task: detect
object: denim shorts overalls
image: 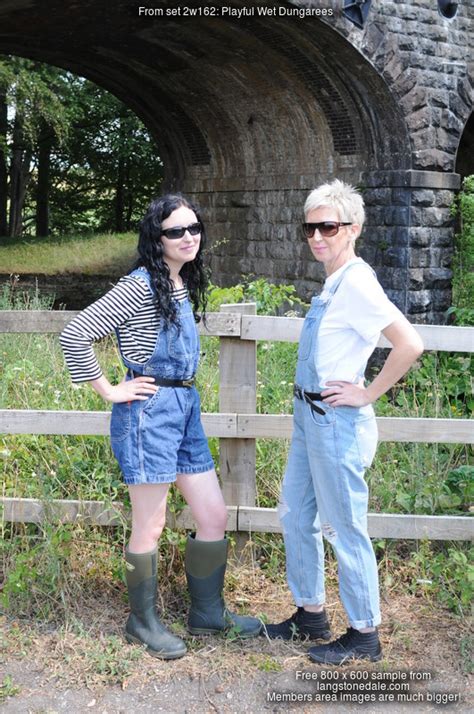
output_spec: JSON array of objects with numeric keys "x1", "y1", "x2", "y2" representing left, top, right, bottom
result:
[
  {"x1": 110, "y1": 268, "x2": 214, "y2": 485},
  {"x1": 279, "y1": 261, "x2": 381, "y2": 629}
]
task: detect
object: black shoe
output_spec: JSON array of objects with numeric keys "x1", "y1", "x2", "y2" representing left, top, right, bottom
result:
[
  {"x1": 308, "y1": 627, "x2": 382, "y2": 665},
  {"x1": 262, "y1": 607, "x2": 331, "y2": 641}
]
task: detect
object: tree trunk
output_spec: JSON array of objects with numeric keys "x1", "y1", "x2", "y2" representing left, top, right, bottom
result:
[
  {"x1": 114, "y1": 153, "x2": 126, "y2": 232},
  {"x1": 9, "y1": 115, "x2": 23, "y2": 237},
  {"x1": 126, "y1": 192, "x2": 134, "y2": 231},
  {"x1": 0, "y1": 91, "x2": 8, "y2": 238},
  {"x1": 36, "y1": 123, "x2": 52, "y2": 236},
  {"x1": 9, "y1": 113, "x2": 33, "y2": 237},
  {"x1": 125, "y1": 160, "x2": 133, "y2": 230}
]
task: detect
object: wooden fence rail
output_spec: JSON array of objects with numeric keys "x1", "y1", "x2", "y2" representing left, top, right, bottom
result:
[
  {"x1": 1, "y1": 308, "x2": 473, "y2": 541},
  {"x1": 1, "y1": 309, "x2": 473, "y2": 351},
  {"x1": 0, "y1": 411, "x2": 472, "y2": 444}
]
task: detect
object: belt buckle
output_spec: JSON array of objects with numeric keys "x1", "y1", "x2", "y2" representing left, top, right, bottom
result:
[
  {"x1": 182, "y1": 379, "x2": 194, "y2": 388},
  {"x1": 293, "y1": 384, "x2": 303, "y2": 399}
]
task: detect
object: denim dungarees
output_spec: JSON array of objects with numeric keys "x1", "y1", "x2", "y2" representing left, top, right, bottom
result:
[
  {"x1": 280, "y1": 261, "x2": 381, "y2": 629},
  {"x1": 110, "y1": 268, "x2": 214, "y2": 485}
]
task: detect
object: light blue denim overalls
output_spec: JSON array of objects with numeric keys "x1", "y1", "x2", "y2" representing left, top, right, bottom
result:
[
  {"x1": 280, "y1": 261, "x2": 381, "y2": 629},
  {"x1": 110, "y1": 268, "x2": 214, "y2": 485}
]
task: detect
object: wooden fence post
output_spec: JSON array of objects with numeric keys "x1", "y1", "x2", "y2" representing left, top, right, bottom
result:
[{"x1": 219, "y1": 303, "x2": 257, "y2": 554}]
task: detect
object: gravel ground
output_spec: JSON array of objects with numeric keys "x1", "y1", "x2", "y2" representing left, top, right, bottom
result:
[
  {"x1": 1, "y1": 573, "x2": 472, "y2": 713},
  {"x1": 1, "y1": 656, "x2": 472, "y2": 714}
]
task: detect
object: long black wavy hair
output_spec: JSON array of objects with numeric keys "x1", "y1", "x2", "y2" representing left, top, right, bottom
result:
[{"x1": 132, "y1": 193, "x2": 209, "y2": 325}]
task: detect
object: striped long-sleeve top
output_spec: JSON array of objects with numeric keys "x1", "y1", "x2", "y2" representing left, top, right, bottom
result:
[{"x1": 59, "y1": 271, "x2": 187, "y2": 383}]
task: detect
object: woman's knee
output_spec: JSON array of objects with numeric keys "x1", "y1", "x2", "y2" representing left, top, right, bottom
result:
[
  {"x1": 131, "y1": 512, "x2": 167, "y2": 543},
  {"x1": 278, "y1": 488, "x2": 317, "y2": 533},
  {"x1": 196, "y1": 501, "x2": 228, "y2": 533}
]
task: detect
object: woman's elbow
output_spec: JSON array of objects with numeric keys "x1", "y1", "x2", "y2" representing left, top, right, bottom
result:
[
  {"x1": 408, "y1": 333, "x2": 424, "y2": 360},
  {"x1": 58, "y1": 328, "x2": 70, "y2": 350},
  {"x1": 59, "y1": 319, "x2": 78, "y2": 346}
]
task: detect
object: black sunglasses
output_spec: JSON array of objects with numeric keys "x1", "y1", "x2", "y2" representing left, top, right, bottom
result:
[
  {"x1": 302, "y1": 221, "x2": 352, "y2": 238},
  {"x1": 161, "y1": 222, "x2": 202, "y2": 240}
]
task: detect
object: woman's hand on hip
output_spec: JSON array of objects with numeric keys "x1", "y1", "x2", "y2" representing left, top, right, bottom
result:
[
  {"x1": 90, "y1": 375, "x2": 158, "y2": 403},
  {"x1": 321, "y1": 381, "x2": 371, "y2": 407}
]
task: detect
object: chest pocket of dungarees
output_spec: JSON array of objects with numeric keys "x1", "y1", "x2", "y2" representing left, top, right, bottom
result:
[
  {"x1": 297, "y1": 318, "x2": 315, "y2": 362},
  {"x1": 168, "y1": 312, "x2": 198, "y2": 360}
]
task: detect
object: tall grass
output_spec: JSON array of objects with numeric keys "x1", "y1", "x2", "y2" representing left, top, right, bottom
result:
[{"x1": 0, "y1": 232, "x2": 137, "y2": 274}]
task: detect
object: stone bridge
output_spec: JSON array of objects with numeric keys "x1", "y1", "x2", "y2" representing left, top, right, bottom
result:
[{"x1": 0, "y1": 0, "x2": 472, "y2": 321}]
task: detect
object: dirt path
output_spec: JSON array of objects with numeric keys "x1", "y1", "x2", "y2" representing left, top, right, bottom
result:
[
  {"x1": 1, "y1": 660, "x2": 470, "y2": 714},
  {"x1": 1, "y1": 585, "x2": 472, "y2": 713}
]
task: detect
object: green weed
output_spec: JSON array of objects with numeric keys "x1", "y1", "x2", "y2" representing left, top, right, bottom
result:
[
  {"x1": 0, "y1": 522, "x2": 126, "y2": 621},
  {"x1": 0, "y1": 675, "x2": 20, "y2": 703},
  {"x1": 207, "y1": 276, "x2": 306, "y2": 316},
  {"x1": 450, "y1": 175, "x2": 474, "y2": 324},
  {"x1": 384, "y1": 540, "x2": 474, "y2": 617},
  {"x1": 249, "y1": 654, "x2": 283, "y2": 672},
  {"x1": 460, "y1": 636, "x2": 473, "y2": 675}
]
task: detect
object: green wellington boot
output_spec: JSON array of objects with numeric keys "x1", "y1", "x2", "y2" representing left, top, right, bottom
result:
[
  {"x1": 124, "y1": 548, "x2": 187, "y2": 659},
  {"x1": 185, "y1": 535, "x2": 262, "y2": 638}
]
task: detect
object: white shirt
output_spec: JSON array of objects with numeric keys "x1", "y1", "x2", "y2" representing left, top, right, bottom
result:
[{"x1": 316, "y1": 258, "x2": 403, "y2": 386}]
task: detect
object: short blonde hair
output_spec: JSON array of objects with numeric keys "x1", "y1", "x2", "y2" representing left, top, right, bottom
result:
[{"x1": 304, "y1": 179, "x2": 365, "y2": 228}]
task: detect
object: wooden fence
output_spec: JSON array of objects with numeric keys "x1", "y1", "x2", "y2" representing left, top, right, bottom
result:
[{"x1": 1, "y1": 306, "x2": 473, "y2": 541}]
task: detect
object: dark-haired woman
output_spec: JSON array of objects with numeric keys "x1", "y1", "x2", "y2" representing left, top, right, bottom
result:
[{"x1": 60, "y1": 194, "x2": 261, "y2": 659}]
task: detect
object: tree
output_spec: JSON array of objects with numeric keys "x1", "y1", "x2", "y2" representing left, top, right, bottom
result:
[
  {"x1": 0, "y1": 88, "x2": 8, "y2": 236},
  {"x1": 0, "y1": 55, "x2": 164, "y2": 239},
  {"x1": 36, "y1": 119, "x2": 53, "y2": 236},
  {"x1": 47, "y1": 80, "x2": 163, "y2": 234},
  {"x1": 0, "y1": 57, "x2": 68, "y2": 238}
]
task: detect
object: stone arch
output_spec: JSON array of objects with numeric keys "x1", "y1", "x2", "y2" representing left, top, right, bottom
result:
[
  {"x1": 21, "y1": 16, "x2": 409, "y2": 187},
  {"x1": 0, "y1": 0, "x2": 471, "y2": 322},
  {"x1": 0, "y1": 3, "x2": 409, "y2": 261}
]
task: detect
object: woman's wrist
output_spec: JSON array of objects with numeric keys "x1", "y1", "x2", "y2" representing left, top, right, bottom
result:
[
  {"x1": 90, "y1": 376, "x2": 115, "y2": 401},
  {"x1": 363, "y1": 384, "x2": 378, "y2": 404}
]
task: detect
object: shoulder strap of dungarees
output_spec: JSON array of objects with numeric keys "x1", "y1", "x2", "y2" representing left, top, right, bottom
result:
[
  {"x1": 329, "y1": 260, "x2": 376, "y2": 297},
  {"x1": 128, "y1": 267, "x2": 155, "y2": 296}
]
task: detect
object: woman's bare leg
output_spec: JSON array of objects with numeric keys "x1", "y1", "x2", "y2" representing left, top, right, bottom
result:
[
  {"x1": 176, "y1": 469, "x2": 227, "y2": 541},
  {"x1": 128, "y1": 483, "x2": 170, "y2": 553}
]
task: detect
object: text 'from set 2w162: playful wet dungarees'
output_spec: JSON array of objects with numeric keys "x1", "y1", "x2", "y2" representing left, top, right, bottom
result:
[
  {"x1": 110, "y1": 268, "x2": 214, "y2": 485},
  {"x1": 279, "y1": 262, "x2": 381, "y2": 630}
]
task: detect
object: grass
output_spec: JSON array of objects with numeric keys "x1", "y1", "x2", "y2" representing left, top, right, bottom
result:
[
  {"x1": 0, "y1": 675, "x2": 20, "y2": 703},
  {"x1": 0, "y1": 232, "x2": 137, "y2": 275}
]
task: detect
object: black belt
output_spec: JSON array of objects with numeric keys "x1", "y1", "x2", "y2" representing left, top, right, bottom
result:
[
  {"x1": 129, "y1": 370, "x2": 195, "y2": 388},
  {"x1": 293, "y1": 384, "x2": 326, "y2": 416}
]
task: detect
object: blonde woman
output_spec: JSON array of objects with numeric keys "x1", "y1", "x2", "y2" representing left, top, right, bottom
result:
[{"x1": 264, "y1": 180, "x2": 423, "y2": 664}]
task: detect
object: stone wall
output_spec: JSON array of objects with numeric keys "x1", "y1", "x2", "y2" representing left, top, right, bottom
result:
[
  {"x1": 362, "y1": 170, "x2": 459, "y2": 323},
  {"x1": 193, "y1": 168, "x2": 459, "y2": 323}
]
